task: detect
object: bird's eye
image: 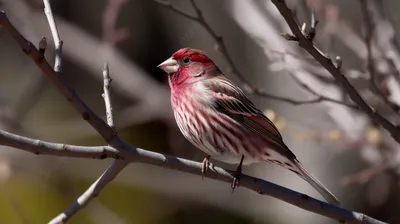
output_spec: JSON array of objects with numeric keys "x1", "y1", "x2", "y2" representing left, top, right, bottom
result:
[{"x1": 182, "y1": 57, "x2": 191, "y2": 64}]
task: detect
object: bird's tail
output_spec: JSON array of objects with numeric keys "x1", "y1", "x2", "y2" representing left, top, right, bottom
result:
[{"x1": 292, "y1": 159, "x2": 340, "y2": 206}]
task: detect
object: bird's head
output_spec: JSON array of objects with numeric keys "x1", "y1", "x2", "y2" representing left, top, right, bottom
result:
[{"x1": 158, "y1": 48, "x2": 218, "y2": 90}]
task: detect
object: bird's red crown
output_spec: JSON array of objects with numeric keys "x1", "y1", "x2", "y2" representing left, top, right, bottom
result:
[{"x1": 172, "y1": 48, "x2": 212, "y2": 64}]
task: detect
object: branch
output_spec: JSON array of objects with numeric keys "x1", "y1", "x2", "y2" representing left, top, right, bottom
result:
[
  {"x1": 270, "y1": 0, "x2": 400, "y2": 144},
  {"x1": 0, "y1": 128, "x2": 386, "y2": 224},
  {"x1": 43, "y1": 0, "x2": 63, "y2": 72},
  {"x1": 48, "y1": 161, "x2": 127, "y2": 224},
  {"x1": 154, "y1": 0, "x2": 356, "y2": 109},
  {"x1": 102, "y1": 63, "x2": 115, "y2": 129}
]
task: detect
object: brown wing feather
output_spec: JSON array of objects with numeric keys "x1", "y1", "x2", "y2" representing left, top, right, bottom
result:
[{"x1": 203, "y1": 77, "x2": 296, "y2": 159}]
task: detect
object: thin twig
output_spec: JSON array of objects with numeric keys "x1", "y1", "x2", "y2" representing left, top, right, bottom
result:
[
  {"x1": 270, "y1": 0, "x2": 400, "y2": 144},
  {"x1": 252, "y1": 85, "x2": 358, "y2": 109},
  {"x1": 287, "y1": 72, "x2": 359, "y2": 110},
  {"x1": 48, "y1": 161, "x2": 127, "y2": 224},
  {"x1": 102, "y1": 63, "x2": 115, "y2": 130},
  {"x1": 43, "y1": 0, "x2": 63, "y2": 72}
]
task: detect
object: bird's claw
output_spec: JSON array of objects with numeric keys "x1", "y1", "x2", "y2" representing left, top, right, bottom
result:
[
  {"x1": 231, "y1": 155, "x2": 244, "y2": 193},
  {"x1": 231, "y1": 165, "x2": 242, "y2": 192},
  {"x1": 202, "y1": 156, "x2": 211, "y2": 179}
]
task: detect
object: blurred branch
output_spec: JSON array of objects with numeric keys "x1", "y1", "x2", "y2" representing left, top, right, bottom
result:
[
  {"x1": 360, "y1": 0, "x2": 376, "y2": 85},
  {"x1": 369, "y1": 0, "x2": 400, "y2": 106},
  {"x1": 270, "y1": 0, "x2": 400, "y2": 144},
  {"x1": 359, "y1": 0, "x2": 400, "y2": 114},
  {"x1": 0, "y1": 6, "x2": 388, "y2": 224},
  {"x1": 286, "y1": 71, "x2": 359, "y2": 110},
  {"x1": 248, "y1": 86, "x2": 357, "y2": 108},
  {"x1": 341, "y1": 163, "x2": 390, "y2": 186},
  {"x1": 154, "y1": 0, "x2": 357, "y2": 109},
  {"x1": 102, "y1": 0, "x2": 130, "y2": 45}
]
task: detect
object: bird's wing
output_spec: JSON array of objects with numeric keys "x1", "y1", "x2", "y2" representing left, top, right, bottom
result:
[{"x1": 203, "y1": 77, "x2": 296, "y2": 159}]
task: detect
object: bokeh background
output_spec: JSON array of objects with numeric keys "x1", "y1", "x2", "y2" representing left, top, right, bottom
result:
[{"x1": 0, "y1": 0, "x2": 400, "y2": 223}]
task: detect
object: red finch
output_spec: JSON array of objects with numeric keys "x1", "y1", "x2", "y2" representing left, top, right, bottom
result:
[{"x1": 158, "y1": 48, "x2": 340, "y2": 205}]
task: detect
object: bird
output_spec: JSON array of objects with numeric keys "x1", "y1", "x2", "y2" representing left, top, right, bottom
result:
[{"x1": 157, "y1": 47, "x2": 340, "y2": 205}]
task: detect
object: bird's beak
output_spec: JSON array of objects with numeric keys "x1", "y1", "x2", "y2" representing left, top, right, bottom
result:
[{"x1": 157, "y1": 57, "x2": 179, "y2": 73}]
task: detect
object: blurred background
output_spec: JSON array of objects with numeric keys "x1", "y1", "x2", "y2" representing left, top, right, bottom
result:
[{"x1": 1, "y1": 0, "x2": 400, "y2": 223}]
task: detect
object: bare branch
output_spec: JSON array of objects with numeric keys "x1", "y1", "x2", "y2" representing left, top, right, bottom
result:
[
  {"x1": 0, "y1": 129, "x2": 118, "y2": 159},
  {"x1": 48, "y1": 161, "x2": 127, "y2": 224},
  {"x1": 0, "y1": 128, "x2": 387, "y2": 224},
  {"x1": 269, "y1": 0, "x2": 400, "y2": 144}
]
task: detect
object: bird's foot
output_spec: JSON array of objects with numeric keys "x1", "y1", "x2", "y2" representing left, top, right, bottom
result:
[
  {"x1": 202, "y1": 155, "x2": 211, "y2": 179},
  {"x1": 231, "y1": 155, "x2": 244, "y2": 193},
  {"x1": 231, "y1": 165, "x2": 242, "y2": 192}
]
